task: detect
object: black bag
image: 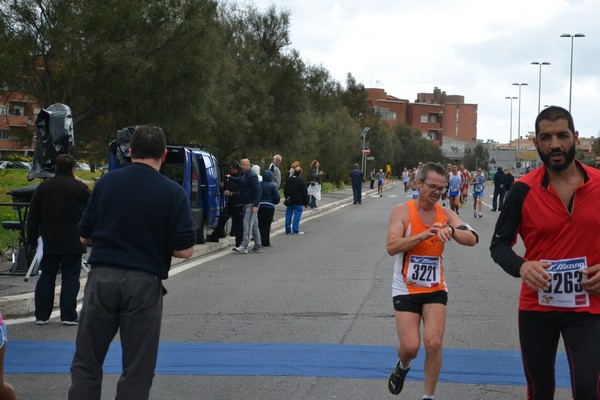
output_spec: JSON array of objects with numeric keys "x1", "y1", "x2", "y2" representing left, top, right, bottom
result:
[{"x1": 283, "y1": 196, "x2": 291, "y2": 206}]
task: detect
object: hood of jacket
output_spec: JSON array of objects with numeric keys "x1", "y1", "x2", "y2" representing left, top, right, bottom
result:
[{"x1": 263, "y1": 169, "x2": 274, "y2": 182}]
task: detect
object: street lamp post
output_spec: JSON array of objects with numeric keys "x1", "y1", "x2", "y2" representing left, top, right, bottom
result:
[
  {"x1": 512, "y1": 83, "x2": 528, "y2": 162},
  {"x1": 531, "y1": 61, "x2": 550, "y2": 114},
  {"x1": 560, "y1": 33, "x2": 585, "y2": 112},
  {"x1": 360, "y1": 127, "x2": 370, "y2": 175},
  {"x1": 505, "y1": 96, "x2": 517, "y2": 151}
]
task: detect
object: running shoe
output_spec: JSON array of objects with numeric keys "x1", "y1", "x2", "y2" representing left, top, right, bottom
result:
[
  {"x1": 251, "y1": 246, "x2": 263, "y2": 253},
  {"x1": 387, "y1": 362, "x2": 410, "y2": 395},
  {"x1": 232, "y1": 246, "x2": 248, "y2": 254},
  {"x1": 35, "y1": 320, "x2": 49, "y2": 326}
]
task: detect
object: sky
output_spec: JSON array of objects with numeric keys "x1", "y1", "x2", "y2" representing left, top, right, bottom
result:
[{"x1": 241, "y1": 0, "x2": 600, "y2": 144}]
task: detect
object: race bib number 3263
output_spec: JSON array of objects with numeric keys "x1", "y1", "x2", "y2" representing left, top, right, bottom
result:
[
  {"x1": 538, "y1": 257, "x2": 589, "y2": 308},
  {"x1": 406, "y1": 255, "x2": 441, "y2": 288}
]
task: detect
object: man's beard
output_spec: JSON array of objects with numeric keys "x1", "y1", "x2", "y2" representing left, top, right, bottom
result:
[{"x1": 538, "y1": 144, "x2": 576, "y2": 172}]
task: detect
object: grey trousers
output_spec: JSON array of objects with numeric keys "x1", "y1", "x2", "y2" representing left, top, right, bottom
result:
[
  {"x1": 241, "y1": 203, "x2": 261, "y2": 248},
  {"x1": 68, "y1": 267, "x2": 163, "y2": 400}
]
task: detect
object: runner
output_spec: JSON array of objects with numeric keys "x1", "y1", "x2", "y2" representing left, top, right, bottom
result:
[
  {"x1": 459, "y1": 164, "x2": 470, "y2": 205},
  {"x1": 490, "y1": 106, "x2": 600, "y2": 399},
  {"x1": 447, "y1": 165, "x2": 462, "y2": 215},
  {"x1": 471, "y1": 168, "x2": 485, "y2": 218},
  {"x1": 386, "y1": 162, "x2": 478, "y2": 399}
]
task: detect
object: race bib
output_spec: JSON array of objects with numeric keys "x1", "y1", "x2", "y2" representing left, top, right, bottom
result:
[
  {"x1": 538, "y1": 257, "x2": 589, "y2": 308},
  {"x1": 406, "y1": 255, "x2": 441, "y2": 287},
  {"x1": 449, "y1": 182, "x2": 460, "y2": 192},
  {"x1": 474, "y1": 182, "x2": 483, "y2": 192}
]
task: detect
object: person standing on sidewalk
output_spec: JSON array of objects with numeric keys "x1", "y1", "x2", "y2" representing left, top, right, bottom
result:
[
  {"x1": 257, "y1": 169, "x2": 280, "y2": 247},
  {"x1": 386, "y1": 162, "x2": 478, "y2": 398},
  {"x1": 369, "y1": 168, "x2": 376, "y2": 190},
  {"x1": 228, "y1": 158, "x2": 262, "y2": 253},
  {"x1": 284, "y1": 164, "x2": 309, "y2": 234},
  {"x1": 27, "y1": 154, "x2": 90, "y2": 326},
  {"x1": 490, "y1": 106, "x2": 600, "y2": 400},
  {"x1": 269, "y1": 154, "x2": 283, "y2": 189},
  {"x1": 68, "y1": 125, "x2": 195, "y2": 400},
  {"x1": 349, "y1": 163, "x2": 363, "y2": 205}
]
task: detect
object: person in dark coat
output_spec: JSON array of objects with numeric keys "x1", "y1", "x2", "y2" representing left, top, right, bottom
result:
[
  {"x1": 492, "y1": 166, "x2": 507, "y2": 211},
  {"x1": 283, "y1": 165, "x2": 309, "y2": 235},
  {"x1": 27, "y1": 154, "x2": 91, "y2": 325},
  {"x1": 349, "y1": 163, "x2": 364, "y2": 205},
  {"x1": 257, "y1": 169, "x2": 280, "y2": 246}
]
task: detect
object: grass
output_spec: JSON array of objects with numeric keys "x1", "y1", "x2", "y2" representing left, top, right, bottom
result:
[{"x1": 0, "y1": 169, "x2": 101, "y2": 255}]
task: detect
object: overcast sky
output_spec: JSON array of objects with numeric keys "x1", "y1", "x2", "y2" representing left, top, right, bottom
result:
[{"x1": 243, "y1": 0, "x2": 600, "y2": 143}]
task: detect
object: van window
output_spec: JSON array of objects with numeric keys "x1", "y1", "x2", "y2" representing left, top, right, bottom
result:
[{"x1": 191, "y1": 166, "x2": 199, "y2": 204}]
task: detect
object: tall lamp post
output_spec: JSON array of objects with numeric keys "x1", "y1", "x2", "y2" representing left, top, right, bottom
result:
[
  {"x1": 505, "y1": 96, "x2": 517, "y2": 151},
  {"x1": 512, "y1": 83, "x2": 528, "y2": 162},
  {"x1": 531, "y1": 61, "x2": 550, "y2": 114},
  {"x1": 560, "y1": 33, "x2": 585, "y2": 112},
  {"x1": 360, "y1": 127, "x2": 370, "y2": 175}
]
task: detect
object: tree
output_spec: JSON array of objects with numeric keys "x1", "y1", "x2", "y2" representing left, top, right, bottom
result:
[{"x1": 462, "y1": 144, "x2": 490, "y2": 171}]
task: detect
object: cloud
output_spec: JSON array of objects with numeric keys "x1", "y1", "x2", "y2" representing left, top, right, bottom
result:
[{"x1": 249, "y1": 0, "x2": 600, "y2": 141}]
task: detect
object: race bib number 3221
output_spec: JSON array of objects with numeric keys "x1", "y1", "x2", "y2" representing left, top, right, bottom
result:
[
  {"x1": 538, "y1": 257, "x2": 589, "y2": 308},
  {"x1": 406, "y1": 255, "x2": 441, "y2": 288}
]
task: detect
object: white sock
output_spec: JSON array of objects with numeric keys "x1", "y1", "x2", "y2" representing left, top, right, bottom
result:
[{"x1": 397, "y1": 360, "x2": 410, "y2": 370}]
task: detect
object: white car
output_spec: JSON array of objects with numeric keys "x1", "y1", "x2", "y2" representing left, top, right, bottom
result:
[{"x1": 76, "y1": 162, "x2": 91, "y2": 171}]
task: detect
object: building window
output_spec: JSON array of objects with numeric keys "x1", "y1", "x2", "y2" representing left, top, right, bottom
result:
[
  {"x1": 420, "y1": 115, "x2": 428, "y2": 123},
  {"x1": 374, "y1": 108, "x2": 396, "y2": 121},
  {"x1": 428, "y1": 131, "x2": 437, "y2": 140},
  {"x1": 0, "y1": 130, "x2": 8, "y2": 140},
  {"x1": 0, "y1": 106, "x2": 7, "y2": 115},
  {"x1": 428, "y1": 114, "x2": 438, "y2": 123}
]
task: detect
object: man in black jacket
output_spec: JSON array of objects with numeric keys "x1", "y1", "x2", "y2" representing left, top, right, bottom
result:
[
  {"x1": 492, "y1": 166, "x2": 507, "y2": 211},
  {"x1": 27, "y1": 154, "x2": 91, "y2": 326}
]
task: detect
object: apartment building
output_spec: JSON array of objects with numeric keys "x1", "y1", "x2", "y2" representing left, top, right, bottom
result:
[
  {"x1": 0, "y1": 92, "x2": 38, "y2": 157},
  {"x1": 366, "y1": 86, "x2": 478, "y2": 146}
]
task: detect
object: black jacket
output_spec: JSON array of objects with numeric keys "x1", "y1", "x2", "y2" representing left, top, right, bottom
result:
[
  {"x1": 27, "y1": 172, "x2": 91, "y2": 254},
  {"x1": 284, "y1": 174, "x2": 309, "y2": 206}
]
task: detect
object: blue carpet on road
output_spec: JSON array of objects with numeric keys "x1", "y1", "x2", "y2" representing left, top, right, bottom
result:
[{"x1": 6, "y1": 341, "x2": 570, "y2": 387}]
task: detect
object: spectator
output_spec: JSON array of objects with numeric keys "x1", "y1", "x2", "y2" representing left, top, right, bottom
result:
[
  {"x1": 269, "y1": 154, "x2": 283, "y2": 189},
  {"x1": 505, "y1": 169, "x2": 515, "y2": 191},
  {"x1": 349, "y1": 163, "x2": 364, "y2": 205},
  {"x1": 27, "y1": 154, "x2": 91, "y2": 326},
  {"x1": 257, "y1": 169, "x2": 280, "y2": 247},
  {"x1": 369, "y1": 168, "x2": 376, "y2": 190},
  {"x1": 209, "y1": 160, "x2": 242, "y2": 245},
  {"x1": 229, "y1": 159, "x2": 262, "y2": 254},
  {"x1": 284, "y1": 165, "x2": 309, "y2": 234},
  {"x1": 69, "y1": 125, "x2": 195, "y2": 399},
  {"x1": 492, "y1": 166, "x2": 507, "y2": 211},
  {"x1": 308, "y1": 160, "x2": 324, "y2": 209}
]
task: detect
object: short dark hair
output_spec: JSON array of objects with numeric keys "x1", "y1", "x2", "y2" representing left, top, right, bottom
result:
[
  {"x1": 130, "y1": 125, "x2": 166, "y2": 160},
  {"x1": 535, "y1": 106, "x2": 575, "y2": 136},
  {"x1": 416, "y1": 162, "x2": 446, "y2": 182},
  {"x1": 55, "y1": 154, "x2": 76, "y2": 173}
]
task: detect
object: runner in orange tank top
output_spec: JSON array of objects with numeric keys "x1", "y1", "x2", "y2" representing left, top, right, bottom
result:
[{"x1": 386, "y1": 162, "x2": 479, "y2": 399}]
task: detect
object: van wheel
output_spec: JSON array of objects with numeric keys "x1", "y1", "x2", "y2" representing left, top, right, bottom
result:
[{"x1": 196, "y1": 215, "x2": 208, "y2": 244}]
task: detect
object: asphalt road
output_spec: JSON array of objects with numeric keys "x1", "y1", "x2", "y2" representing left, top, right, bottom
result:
[{"x1": 4, "y1": 184, "x2": 572, "y2": 399}]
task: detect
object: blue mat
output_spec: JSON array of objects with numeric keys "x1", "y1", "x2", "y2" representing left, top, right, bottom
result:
[{"x1": 5, "y1": 341, "x2": 570, "y2": 387}]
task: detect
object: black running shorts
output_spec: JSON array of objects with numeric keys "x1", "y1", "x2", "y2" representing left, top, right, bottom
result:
[{"x1": 392, "y1": 291, "x2": 448, "y2": 314}]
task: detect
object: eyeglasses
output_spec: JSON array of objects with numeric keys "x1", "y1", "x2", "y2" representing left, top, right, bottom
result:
[{"x1": 422, "y1": 182, "x2": 445, "y2": 194}]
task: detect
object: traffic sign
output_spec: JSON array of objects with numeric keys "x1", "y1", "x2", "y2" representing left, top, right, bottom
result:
[{"x1": 362, "y1": 149, "x2": 370, "y2": 155}]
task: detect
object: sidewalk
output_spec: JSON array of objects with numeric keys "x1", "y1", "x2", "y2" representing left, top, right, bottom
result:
[{"x1": 0, "y1": 183, "x2": 388, "y2": 318}]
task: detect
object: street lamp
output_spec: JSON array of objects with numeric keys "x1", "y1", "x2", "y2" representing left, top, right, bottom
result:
[
  {"x1": 512, "y1": 83, "x2": 528, "y2": 162},
  {"x1": 505, "y1": 96, "x2": 517, "y2": 150},
  {"x1": 531, "y1": 61, "x2": 550, "y2": 114},
  {"x1": 360, "y1": 127, "x2": 370, "y2": 175},
  {"x1": 560, "y1": 33, "x2": 585, "y2": 112}
]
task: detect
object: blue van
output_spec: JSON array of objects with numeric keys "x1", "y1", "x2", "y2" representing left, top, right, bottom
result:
[{"x1": 108, "y1": 127, "x2": 225, "y2": 244}]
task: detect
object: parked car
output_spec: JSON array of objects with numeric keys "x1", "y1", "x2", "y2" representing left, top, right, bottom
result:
[
  {"x1": 76, "y1": 162, "x2": 91, "y2": 171},
  {"x1": 0, "y1": 161, "x2": 31, "y2": 169}
]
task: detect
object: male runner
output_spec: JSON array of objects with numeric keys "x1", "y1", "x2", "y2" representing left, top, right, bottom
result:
[
  {"x1": 387, "y1": 162, "x2": 478, "y2": 398},
  {"x1": 490, "y1": 106, "x2": 600, "y2": 399},
  {"x1": 447, "y1": 165, "x2": 462, "y2": 214},
  {"x1": 471, "y1": 168, "x2": 485, "y2": 218}
]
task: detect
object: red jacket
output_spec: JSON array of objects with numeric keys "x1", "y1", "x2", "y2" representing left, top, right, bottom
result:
[{"x1": 490, "y1": 161, "x2": 600, "y2": 313}]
